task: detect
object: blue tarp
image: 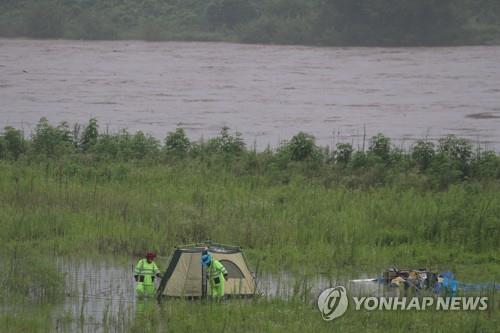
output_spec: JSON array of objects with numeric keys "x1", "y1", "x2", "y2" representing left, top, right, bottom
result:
[{"x1": 434, "y1": 271, "x2": 457, "y2": 295}]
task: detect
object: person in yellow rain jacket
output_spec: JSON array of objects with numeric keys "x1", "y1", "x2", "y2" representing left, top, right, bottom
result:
[
  {"x1": 134, "y1": 251, "x2": 162, "y2": 297},
  {"x1": 201, "y1": 253, "x2": 228, "y2": 299}
]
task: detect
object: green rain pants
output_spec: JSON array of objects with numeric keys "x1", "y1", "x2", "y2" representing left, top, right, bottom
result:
[{"x1": 136, "y1": 282, "x2": 155, "y2": 297}]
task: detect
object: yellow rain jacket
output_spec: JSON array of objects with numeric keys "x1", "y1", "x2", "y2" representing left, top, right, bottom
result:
[
  {"x1": 207, "y1": 259, "x2": 228, "y2": 298},
  {"x1": 134, "y1": 259, "x2": 160, "y2": 297}
]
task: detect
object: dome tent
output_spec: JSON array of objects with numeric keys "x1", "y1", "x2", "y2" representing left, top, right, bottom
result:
[{"x1": 156, "y1": 243, "x2": 256, "y2": 300}]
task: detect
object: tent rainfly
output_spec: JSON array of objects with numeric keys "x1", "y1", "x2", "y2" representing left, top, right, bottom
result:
[{"x1": 156, "y1": 243, "x2": 256, "y2": 299}]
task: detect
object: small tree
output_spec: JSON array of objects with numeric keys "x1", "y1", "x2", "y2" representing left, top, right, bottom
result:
[
  {"x1": 335, "y1": 142, "x2": 353, "y2": 164},
  {"x1": 57, "y1": 122, "x2": 73, "y2": 144},
  {"x1": 412, "y1": 140, "x2": 435, "y2": 170},
  {"x1": 129, "y1": 131, "x2": 160, "y2": 160},
  {"x1": 429, "y1": 152, "x2": 463, "y2": 188},
  {"x1": 0, "y1": 126, "x2": 26, "y2": 159},
  {"x1": 279, "y1": 132, "x2": 321, "y2": 162},
  {"x1": 32, "y1": 118, "x2": 74, "y2": 156},
  {"x1": 92, "y1": 133, "x2": 120, "y2": 158},
  {"x1": 438, "y1": 135, "x2": 472, "y2": 164},
  {"x1": 471, "y1": 150, "x2": 500, "y2": 179},
  {"x1": 208, "y1": 127, "x2": 245, "y2": 156},
  {"x1": 437, "y1": 134, "x2": 474, "y2": 177},
  {"x1": 368, "y1": 133, "x2": 391, "y2": 161},
  {"x1": 80, "y1": 118, "x2": 99, "y2": 152},
  {"x1": 350, "y1": 151, "x2": 369, "y2": 169},
  {"x1": 164, "y1": 128, "x2": 191, "y2": 157}
]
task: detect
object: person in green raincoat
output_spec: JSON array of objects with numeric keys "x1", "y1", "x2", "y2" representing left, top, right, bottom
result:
[
  {"x1": 134, "y1": 251, "x2": 162, "y2": 297},
  {"x1": 201, "y1": 253, "x2": 228, "y2": 299}
]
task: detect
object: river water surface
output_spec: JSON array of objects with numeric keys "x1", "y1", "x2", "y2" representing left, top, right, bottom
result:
[{"x1": 1, "y1": 39, "x2": 500, "y2": 149}]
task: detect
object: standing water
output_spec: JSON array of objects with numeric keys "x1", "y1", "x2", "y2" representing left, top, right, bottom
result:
[
  {"x1": 1, "y1": 39, "x2": 500, "y2": 150},
  {"x1": 54, "y1": 259, "x2": 394, "y2": 332},
  {"x1": 55, "y1": 259, "x2": 136, "y2": 332}
]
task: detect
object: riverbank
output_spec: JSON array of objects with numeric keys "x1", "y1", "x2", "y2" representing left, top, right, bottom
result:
[{"x1": 1, "y1": 1, "x2": 499, "y2": 46}]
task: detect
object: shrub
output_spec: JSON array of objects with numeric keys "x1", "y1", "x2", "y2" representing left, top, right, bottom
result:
[
  {"x1": 279, "y1": 132, "x2": 322, "y2": 162},
  {"x1": 438, "y1": 134, "x2": 473, "y2": 163},
  {"x1": 429, "y1": 153, "x2": 463, "y2": 188},
  {"x1": 471, "y1": 150, "x2": 500, "y2": 178},
  {"x1": 92, "y1": 133, "x2": 120, "y2": 158},
  {"x1": 207, "y1": 127, "x2": 245, "y2": 156},
  {"x1": 349, "y1": 151, "x2": 368, "y2": 169},
  {"x1": 438, "y1": 134, "x2": 473, "y2": 175},
  {"x1": 128, "y1": 131, "x2": 161, "y2": 160},
  {"x1": 79, "y1": 118, "x2": 99, "y2": 152},
  {"x1": 412, "y1": 140, "x2": 435, "y2": 170},
  {"x1": 368, "y1": 133, "x2": 391, "y2": 162},
  {"x1": 335, "y1": 142, "x2": 353, "y2": 164},
  {"x1": 31, "y1": 118, "x2": 74, "y2": 157},
  {"x1": 164, "y1": 128, "x2": 191, "y2": 157},
  {"x1": 0, "y1": 126, "x2": 25, "y2": 159}
]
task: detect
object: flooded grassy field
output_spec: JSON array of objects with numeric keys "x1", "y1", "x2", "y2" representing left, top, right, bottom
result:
[
  {"x1": 1, "y1": 39, "x2": 500, "y2": 150},
  {"x1": 1, "y1": 258, "x2": 495, "y2": 333},
  {"x1": 0, "y1": 154, "x2": 499, "y2": 332}
]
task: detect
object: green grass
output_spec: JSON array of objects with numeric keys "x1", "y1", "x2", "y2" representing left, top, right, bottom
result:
[
  {"x1": 1, "y1": 294, "x2": 498, "y2": 332},
  {"x1": 0, "y1": 159, "x2": 499, "y2": 281},
  {"x1": 131, "y1": 297, "x2": 500, "y2": 333},
  {"x1": 0, "y1": 305, "x2": 55, "y2": 333}
]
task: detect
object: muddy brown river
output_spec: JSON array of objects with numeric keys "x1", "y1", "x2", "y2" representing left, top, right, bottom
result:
[{"x1": 1, "y1": 39, "x2": 499, "y2": 150}]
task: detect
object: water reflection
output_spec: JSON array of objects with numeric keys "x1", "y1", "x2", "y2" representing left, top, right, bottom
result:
[{"x1": 55, "y1": 259, "x2": 136, "y2": 332}]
